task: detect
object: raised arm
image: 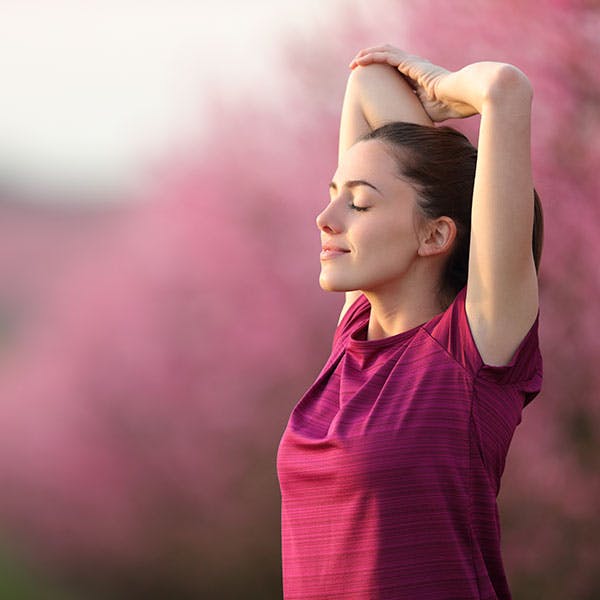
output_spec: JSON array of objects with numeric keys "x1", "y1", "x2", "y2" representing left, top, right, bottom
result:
[
  {"x1": 335, "y1": 63, "x2": 433, "y2": 324},
  {"x1": 352, "y1": 45, "x2": 539, "y2": 366},
  {"x1": 464, "y1": 66, "x2": 538, "y2": 365},
  {"x1": 338, "y1": 62, "x2": 433, "y2": 164}
]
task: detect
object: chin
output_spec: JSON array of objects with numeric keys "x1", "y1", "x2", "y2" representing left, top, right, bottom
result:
[
  {"x1": 320, "y1": 285, "x2": 346, "y2": 293},
  {"x1": 319, "y1": 275, "x2": 353, "y2": 293}
]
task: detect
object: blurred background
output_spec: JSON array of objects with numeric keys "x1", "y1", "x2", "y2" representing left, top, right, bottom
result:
[{"x1": 0, "y1": 0, "x2": 598, "y2": 598}]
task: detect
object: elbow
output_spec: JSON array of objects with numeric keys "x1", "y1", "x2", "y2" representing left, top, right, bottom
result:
[{"x1": 484, "y1": 64, "x2": 533, "y2": 105}]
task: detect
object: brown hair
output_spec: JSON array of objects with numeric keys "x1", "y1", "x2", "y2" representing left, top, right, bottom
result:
[{"x1": 359, "y1": 122, "x2": 544, "y2": 310}]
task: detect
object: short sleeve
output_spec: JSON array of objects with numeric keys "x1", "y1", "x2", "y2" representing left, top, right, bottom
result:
[{"x1": 426, "y1": 286, "x2": 543, "y2": 408}]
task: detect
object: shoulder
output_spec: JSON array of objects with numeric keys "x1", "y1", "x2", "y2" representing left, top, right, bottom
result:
[{"x1": 425, "y1": 284, "x2": 542, "y2": 380}]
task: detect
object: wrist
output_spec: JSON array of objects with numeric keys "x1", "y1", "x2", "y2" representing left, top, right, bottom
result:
[{"x1": 449, "y1": 62, "x2": 532, "y2": 115}]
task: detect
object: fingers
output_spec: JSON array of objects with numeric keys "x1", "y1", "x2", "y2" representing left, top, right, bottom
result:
[
  {"x1": 349, "y1": 43, "x2": 407, "y2": 69},
  {"x1": 353, "y1": 43, "x2": 399, "y2": 58},
  {"x1": 349, "y1": 51, "x2": 402, "y2": 70}
]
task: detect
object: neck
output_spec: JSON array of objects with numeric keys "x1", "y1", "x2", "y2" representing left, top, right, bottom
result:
[{"x1": 363, "y1": 277, "x2": 445, "y2": 341}]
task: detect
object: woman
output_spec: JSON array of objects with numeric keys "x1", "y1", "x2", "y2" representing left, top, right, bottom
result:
[{"x1": 277, "y1": 44, "x2": 543, "y2": 600}]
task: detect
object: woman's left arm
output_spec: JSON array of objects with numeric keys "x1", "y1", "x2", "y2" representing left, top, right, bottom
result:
[
  {"x1": 352, "y1": 48, "x2": 539, "y2": 366},
  {"x1": 464, "y1": 66, "x2": 539, "y2": 366}
]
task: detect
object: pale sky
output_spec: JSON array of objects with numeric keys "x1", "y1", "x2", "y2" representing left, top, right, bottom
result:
[{"x1": 0, "y1": 0, "x2": 341, "y2": 201}]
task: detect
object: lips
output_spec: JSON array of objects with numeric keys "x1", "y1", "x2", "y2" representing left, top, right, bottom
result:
[{"x1": 320, "y1": 244, "x2": 350, "y2": 260}]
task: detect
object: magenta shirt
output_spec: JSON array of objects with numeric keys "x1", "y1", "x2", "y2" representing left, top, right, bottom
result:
[{"x1": 277, "y1": 285, "x2": 543, "y2": 599}]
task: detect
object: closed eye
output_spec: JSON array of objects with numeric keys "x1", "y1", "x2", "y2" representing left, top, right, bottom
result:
[{"x1": 350, "y1": 202, "x2": 369, "y2": 212}]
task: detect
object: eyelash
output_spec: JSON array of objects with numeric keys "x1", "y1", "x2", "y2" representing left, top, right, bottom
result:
[{"x1": 350, "y1": 202, "x2": 369, "y2": 212}]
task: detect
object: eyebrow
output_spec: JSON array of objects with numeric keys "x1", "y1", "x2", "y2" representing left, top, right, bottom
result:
[{"x1": 328, "y1": 179, "x2": 382, "y2": 195}]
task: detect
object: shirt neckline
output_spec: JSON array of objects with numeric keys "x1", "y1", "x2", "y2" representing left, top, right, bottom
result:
[
  {"x1": 348, "y1": 319, "x2": 426, "y2": 351},
  {"x1": 346, "y1": 287, "x2": 467, "y2": 353}
]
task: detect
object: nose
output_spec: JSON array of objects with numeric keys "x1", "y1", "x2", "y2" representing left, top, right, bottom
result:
[{"x1": 316, "y1": 201, "x2": 343, "y2": 234}]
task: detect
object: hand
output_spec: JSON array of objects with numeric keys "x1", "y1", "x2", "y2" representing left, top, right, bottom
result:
[{"x1": 349, "y1": 44, "x2": 478, "y2": 122}]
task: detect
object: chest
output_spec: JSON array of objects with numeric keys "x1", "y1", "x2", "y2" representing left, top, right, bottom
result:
[
  {"x1": 293, "y1": 338, "x2": 473, "y2": 438},
  {"x1": 278, "y1": 340, "x2": 474, "y2": 496}
]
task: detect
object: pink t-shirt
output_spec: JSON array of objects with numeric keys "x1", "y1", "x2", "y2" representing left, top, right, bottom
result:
[{"x1": 277, "y1": 285, "x2": 543, "y2": 599}]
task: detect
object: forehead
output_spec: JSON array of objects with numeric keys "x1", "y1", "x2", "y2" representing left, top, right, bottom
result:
[{"x1": 333, "y1": 139, "x2": 406, "y2": 190}]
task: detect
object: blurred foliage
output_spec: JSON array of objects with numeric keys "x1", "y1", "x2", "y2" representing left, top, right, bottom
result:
[{"x1": 0, "y1": 541, "x2": 76, "y2": 600}]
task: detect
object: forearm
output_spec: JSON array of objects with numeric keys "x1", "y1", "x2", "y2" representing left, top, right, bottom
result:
[
  {"x1": 338, "y1": 64, "x2": 432, "y2": 163},
  {"x1": 353, "y1": 63, "x2": 433, "y2": 128}
]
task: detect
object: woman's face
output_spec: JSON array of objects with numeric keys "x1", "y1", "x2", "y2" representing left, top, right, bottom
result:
[{"x1": 316, "y1": 139, "x2": 426, "y2": 294}]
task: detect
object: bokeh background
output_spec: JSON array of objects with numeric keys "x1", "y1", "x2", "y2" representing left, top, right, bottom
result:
[{"x1": 0, "y1": 1, "x2": 598, "y2": 598}]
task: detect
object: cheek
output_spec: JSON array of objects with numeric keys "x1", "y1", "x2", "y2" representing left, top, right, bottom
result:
[{"x1": 357, "y1": 217, "x2": 418, "y2": 260}]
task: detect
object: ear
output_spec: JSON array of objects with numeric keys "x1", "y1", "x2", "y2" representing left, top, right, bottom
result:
[{"x1": 417, "y1": 217, "x2": 457, "y2": 257}]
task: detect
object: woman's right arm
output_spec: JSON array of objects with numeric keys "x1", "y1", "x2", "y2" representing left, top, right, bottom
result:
[
  {"x1": 338, "y1": 62, "x2": 433, "y2": 163},
  {"x1": 335, "y1": 62, "x2": 433, "y2": 325}
]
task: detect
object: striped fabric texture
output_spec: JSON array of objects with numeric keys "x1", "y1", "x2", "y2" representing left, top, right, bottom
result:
[{"x1": 277, "y1": 285, "x2": 543, "y2": 599}]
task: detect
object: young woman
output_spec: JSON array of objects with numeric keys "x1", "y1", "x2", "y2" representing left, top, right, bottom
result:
[{"x1": 277, "y1": 44, "x2": 543, "y2": 600}]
